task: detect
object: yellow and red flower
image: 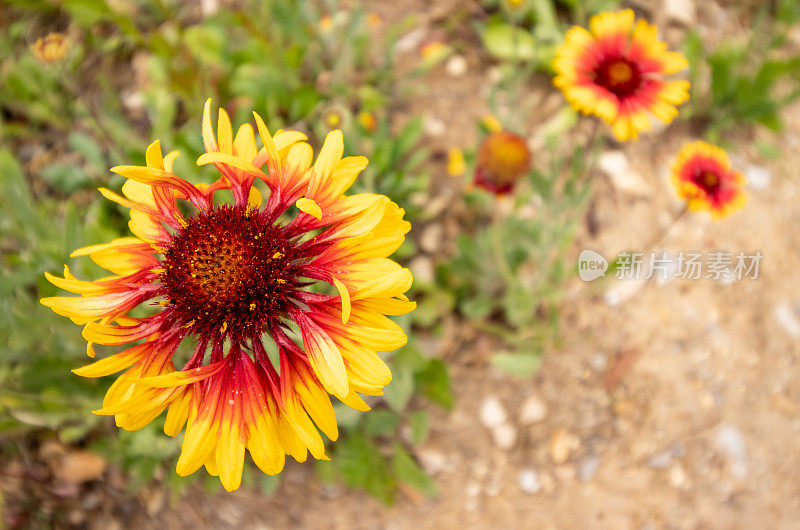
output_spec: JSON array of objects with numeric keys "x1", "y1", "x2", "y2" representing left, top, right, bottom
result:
[
  {"x1": 671, "y1": 140, "x2": 746, "y2": 219},
  {"x1": 473, "y1": 131, "x2": 531, "y2": 195},
  {"x1": 357, "y1": 111, "x2": 377, "y2": 132},
  {"x1": 31, "y1": 33, "x2": 69, "y2": 63},
  {"x1": 41, "y1": 101, "x2": 414, "y2": 491},
  {"x1": 553, "y1": 9, "x2": 690, "y2": 141}
]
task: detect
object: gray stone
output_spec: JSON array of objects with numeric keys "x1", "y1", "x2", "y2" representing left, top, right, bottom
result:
[
  {"x1": 714, "y1": 424, "x2": 748, "y2": 479},
  {"x1": 578, "y1": 456, "x2": 600, "y2": 482}
]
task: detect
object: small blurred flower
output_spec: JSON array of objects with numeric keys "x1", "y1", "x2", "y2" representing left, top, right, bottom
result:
[
  {"x1": 322, "y1": 107, "x2": 348, "y2": 130},
  {"x1": 366, "y1": 12, "x2": 382, "y2": 28},
  {"x1": 553, "y1": 9, "x2": 690, "y2": 142},
  {"x1": 31, "y1": 33, "x2": 69, "y2": 64},
  {"x1": 671, "y1": 141, "x2": 746, "y2": 219},
  {"x1": 447, "y1": 148, "x2": 466, "y2": 177},
  {"x1": 421, "y1": 41, "x2": 446, "y2": 60},
  {"x1": 474, "y1": 131, "x2": 531, "y2": 195},
  {"x1": 325, "y1": 112, "x2": 342, "y2": 129},
  {"x1": 503, "y1": 0, "x2": 528, "y2": 11},
  {"x1": 357, "y1": 111, "x2": 377, "y2": 132},
  {"x1": 419, "y1": 39, "x2": 453, "y2": 70},
  {"x1": 481, "y1": 114, "x2": 503, "y2": 134},
  {"x1": 319, "y1": 15, "x2": 333, "y2": 32}
]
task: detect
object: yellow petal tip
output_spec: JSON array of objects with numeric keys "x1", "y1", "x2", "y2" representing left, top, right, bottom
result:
[
  {"x1": 332, "y1": 277, "x2": 351, "y2": 324},
  {"x1": 296, "y1": 198, "x2": 322, "y2": 220}
]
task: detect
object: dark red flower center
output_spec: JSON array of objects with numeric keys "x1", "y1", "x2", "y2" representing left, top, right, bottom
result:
[
  {"x1": 159, "y1": 205, "x2": 304, "y2": 339},
  {"x1": 691, "y1": 170, "x2": 721, "y2": 196},
  {"x1": 593, "y1": 57, "x2": 642, "y2": 98}
]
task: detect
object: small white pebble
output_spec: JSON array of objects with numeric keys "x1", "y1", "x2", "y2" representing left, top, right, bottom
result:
[
  {"x1": 774, "y1": 302, "x2": 800, "y2": 338},
  {"x1": 446, "y1": 55, "x2": 467, "y2": 77},
  {"x1": 519, "y1": 395, "x2": 547, "y2": 425},
  {"x1": 491, "y1": 423, "x2": 517, "y2": 450},
  {"x1": 518, "y1": 469, "x2": 541, "y2": 494},
  {"x1": 424, "y1": 116, "x2": 446, "y2": 137},
  {"x1": 744, "y1": 164, "x2": 771, "y2": 190},
  {"x1": 480, "y1": 396, "x2": 508, "y2": 428}
]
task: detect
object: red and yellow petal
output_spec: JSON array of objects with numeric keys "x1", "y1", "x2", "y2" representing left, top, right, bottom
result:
[{"x1": 553, "y1": 9, "x2": 689, "y2": 141}]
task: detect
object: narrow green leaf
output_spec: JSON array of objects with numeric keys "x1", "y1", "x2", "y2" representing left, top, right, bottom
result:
[
  {"x1": 490, "y1": 351, "x2": 542, "y2": 377},
  {"x1": 393, "y1": 445, "x2": 438, "y2": 497}
]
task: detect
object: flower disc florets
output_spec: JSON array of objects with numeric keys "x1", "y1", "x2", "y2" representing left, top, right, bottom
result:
[{"x1": 160, "y1": 205, "x2": 303, "y2": 339}]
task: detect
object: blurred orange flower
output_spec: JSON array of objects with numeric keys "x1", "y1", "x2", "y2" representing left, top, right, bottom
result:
[
  {"x1": 319, "y1": 15, "x2": 333, "y2": 32},
  {"x1": 366, "y1": 13, "x2": 381, "y2": 28},
  {"x1": 357, "y1": 111, "x2": 377, "y2": 132},
  {"x1": 671, "y1": 141, "x2": 747, "y2": 219},
  {"x1": 421, "y1": 41, "x2": 445, "y2": 60},
  {"x1": 31, "y1": 33, "x2": 69, "y2": 63},
  {"x1": 474, "y1": 131, "x2": 531, "y2": 195}
]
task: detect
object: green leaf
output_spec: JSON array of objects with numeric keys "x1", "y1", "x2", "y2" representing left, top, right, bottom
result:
[
  {"x1": 490, "y1": 351, "x2": 542, "y2": 377},
  {"x1": 315, "y1": 459, "x2": 338, "y2": 485},
  {"x1": 393, "y1": 445, "x2": 438, "y2": 497},
  {"x1": 503, "y1": 283, "x2": 537, "y2": 327},
  {"x1": 336, "y1": 433, "x2": 395, "y2": 504},
  {"x1": 416, "y1": 359, "x2": 453, "y2": 410},
  {"x1": 61, "y1": 0, "x2": 113, "y2": 26},
  {"x1": 182, "y1": 25, "x2": 225, "y2": 66},
  {"x1": 383, "y1": 366, "x2": 414, "y2": 412},
  {"x1": 363, "y1": 409, "x2": 400, "y2": 436},
  {"x1": 288, "y1": 85, "x2": 321, "y2": 122},
  {"x1": 461, "y1": 294, "x2": 493, "y2": 319},
  {"x1": 482, "y1": 23, "x2": 538, "y2": 61},
  {"x1": 68, "y1": 132, "x2": 106, "y2": 170},
  {"x1": 259, "y1": 474, "x2": 280, "y2": 495},
  {"x1": 332, "y1": 402, "x2": 364, "y2": 429},
  {"x1": 412, "y1": 289, "x2": 452, "y2": 328},
  {"x1": 0, "y1": 149, "x2": 37, "y2": 231},
  {"x1": 39, "y1": 163, "x2": 93, "y2": 194},
  {"x1": 408, "y1": 410, "x2": 430, "y2": 445}
]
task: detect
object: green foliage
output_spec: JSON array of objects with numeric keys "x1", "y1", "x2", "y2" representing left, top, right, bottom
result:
[
  {"x1": 93, "y1": 422, "x2": 182, "y2": 493},
  {"x1": 0, "y1": 149, "x2": 110, "y2": 441},
  {"x1": 684, "y1": 1, "x2": 800, "y2": 142},
  {"x1": 350, "y1": 117, "x2": 430, "y2": 213},
  {"x1": 444, "y1": 143, "x2": 592, "y2": 375},
  {"x1": 482, "y1": 23, "x2": 542, "y2": 62},
  {"x1": 478, "y1": 0, "x2": 622, "y2": 71},
  {"x1": 324, "y1": 418, "x2": 439, "y2": 504},
  {"x1": 392, "y1": 445, "x2": 438, "y2": 497},
  {"x1": 331, "y1": 432, "x2": 397, "y2": 503}
]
